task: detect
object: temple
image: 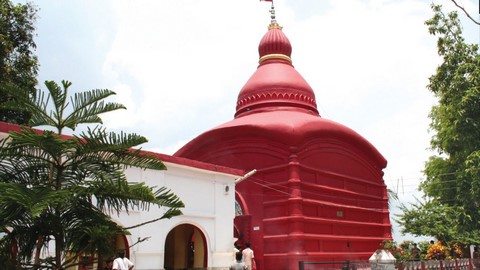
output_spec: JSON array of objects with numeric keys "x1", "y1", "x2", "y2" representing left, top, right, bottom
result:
[
  {"x1": 175, "y1": 8, "x2": 392, "y2": 270},
  {"x1": 0, "y1": 6, "x2": 392, "y2": 270}
]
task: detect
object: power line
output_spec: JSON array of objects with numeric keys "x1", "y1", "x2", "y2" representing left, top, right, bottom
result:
[{"x1": 239, "y1": 176, "x2": 391, "y2": 212}]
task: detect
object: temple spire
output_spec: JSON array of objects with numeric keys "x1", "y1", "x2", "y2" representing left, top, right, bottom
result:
[
  {"x1": 261, "y1": 0, "x2": 281, "y2": 29},
  {"x1": 269, "y1": 1, "x2": 276, "y2": 23},
  {"x1": 234, "y1": 3, "x2": 318, "y2": 117}
]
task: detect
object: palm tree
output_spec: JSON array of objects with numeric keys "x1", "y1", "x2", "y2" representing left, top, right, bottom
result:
[{"x1": 0, "y1": 80, "x2": 184, "y2": 269}]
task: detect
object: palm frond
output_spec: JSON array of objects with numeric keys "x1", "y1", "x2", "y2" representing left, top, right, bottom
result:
[
  {"x1": 0, "y1": 183, "x2": 75, "y2": 221},
  {"x1": 45, "y1": 80, "x2": 69, "y2": 126},
  {"x1": 72, "y1": 127, "x2": 166, "y2": 170},
  {"x1": 63, "y1": 89, "x2": 126, "y2": 130},
  {"x1": 0, "y1": 183, "x2": 35, "y2": 225},
  {"x1": 88, "y1": 177, "x2": 158, "y2": 214},
  {"x1": 0, "y1": 83, "x2": 56, "y2": 127},
  {"x1": 153, "y1": 186, "x2": 185, "y2": 209},
  {"x1": 0, "y1": 129, "x2": 78, "y2": 188},
  {"x1": 3, "y1": 128, "x2": 75, "y2": 158}
]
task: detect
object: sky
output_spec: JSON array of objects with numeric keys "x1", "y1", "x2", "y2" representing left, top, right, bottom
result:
[{"x1": 23, "y1": 0, "x2": 480, "y2": 242}]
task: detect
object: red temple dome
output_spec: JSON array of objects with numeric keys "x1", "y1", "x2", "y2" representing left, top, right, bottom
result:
[
  {"x1": 235, "y1": 22, "x2": 318, "y2": 117},
  {"x1": 176, "y1": 18, "x2": 390, "y2": 270}
]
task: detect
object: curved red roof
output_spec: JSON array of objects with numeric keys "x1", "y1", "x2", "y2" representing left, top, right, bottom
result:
[{"x1": 177, "y1": 109, "x2": 386, "y2": 167}]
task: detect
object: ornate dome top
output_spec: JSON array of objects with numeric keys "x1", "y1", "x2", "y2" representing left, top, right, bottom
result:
[
  {"x1": 235, "y1": 21, "x2": 318, "y2": 118},
  {"x1": 258, "y1": 23, "x2": 292, "y2": 63}
]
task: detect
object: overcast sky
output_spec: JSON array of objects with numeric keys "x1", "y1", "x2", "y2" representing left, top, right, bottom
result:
[{"x1": 26, "y1": 0, "x2": 479, "y2": 242}]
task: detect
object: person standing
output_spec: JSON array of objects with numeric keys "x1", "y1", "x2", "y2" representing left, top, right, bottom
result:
[
  {"x1": 242, "y1": 242, "x2": 255, "y2": 270},
  {"x1": 230, "y1": 251, "x2": 247, "y2": 270},
  {"x1": 473, "y1": 246, "x2": 480, "y2": 268},
  {"x1": 233, "y1": 242, "x2": 241, "y2": 262},
  {"x1": 112, "y1": 251, "x2": 134, "y2": 270},
  {"x1": 103, "y1": 259, "x2": 113, "y2": 270},
  {"x1": 410, "y1": 243, "x2": 421, "y2": 260},
  {"x1": 474, "y1": 246, "x2": 480, "y2": 258}
]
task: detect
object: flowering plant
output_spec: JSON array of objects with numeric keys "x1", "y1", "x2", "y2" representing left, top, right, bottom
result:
[
  {"x1": 382, "y1": 240, "x2": 467, "y2": 262},
  {"x1": 448, "y1": 241, "x2": 465, "y2": 259},
  {"x1": 426, "y1": 241, "x2": 449, "y2": 260}
]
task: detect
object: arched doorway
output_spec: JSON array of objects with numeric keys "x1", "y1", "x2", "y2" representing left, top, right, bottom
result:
[{"x1": 164, "y1": 224, "x2": 207, "y2": 270}]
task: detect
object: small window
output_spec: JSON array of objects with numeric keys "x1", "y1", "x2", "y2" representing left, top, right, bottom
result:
[{"x1": 235, "y1": 201, "x2": 243, "y2": 216}]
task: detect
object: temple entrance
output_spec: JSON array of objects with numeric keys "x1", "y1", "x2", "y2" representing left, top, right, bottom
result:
[{"x1": 164, "y1": 224, "x2": 207, "y2": 270}]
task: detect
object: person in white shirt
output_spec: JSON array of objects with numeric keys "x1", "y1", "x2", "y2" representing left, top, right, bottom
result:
[
  {"x1": 230, "y1": 251, "x2": 247, "y2": 270},
  {"x1": 112, "y1": 251, "x2": 134, "y2": 270},
  {"x1": 232, "y1": 241, "x2": 240, "y2": 262},
  {"x1": 242, "y1": 242, "x2": 255, "y2": 270}
]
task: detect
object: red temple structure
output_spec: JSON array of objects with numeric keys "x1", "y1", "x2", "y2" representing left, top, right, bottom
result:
[{"x1": 175, "y1": 13, "x2": 391, "y2": 270}]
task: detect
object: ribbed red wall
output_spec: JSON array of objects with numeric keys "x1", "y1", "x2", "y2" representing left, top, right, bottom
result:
[{"x1": 176, "y1": 127, "x2": 391, "y2": 270}]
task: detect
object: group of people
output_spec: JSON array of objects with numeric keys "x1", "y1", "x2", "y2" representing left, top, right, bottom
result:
[
  {"x1": 231, "y1": 242, "x2": 255, "y2": 270},
  {"x1": 97, "y1": 242, "x2": 480, "y2": 270}
]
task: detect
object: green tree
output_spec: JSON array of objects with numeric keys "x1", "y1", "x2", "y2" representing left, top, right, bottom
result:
[
  {"x1": 0, "y1": 0, "x2": 38, "y2": 124},
  {"x1": 0, "y1": 80, "x2": 184, "y2": 270},
  {"x1": 397, "y1": 4, "x2": 480, "y2": 243}
]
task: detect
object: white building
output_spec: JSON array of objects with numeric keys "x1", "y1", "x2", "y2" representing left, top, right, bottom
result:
[
  {"x1": 0, "y1": 122, "x2": 244, "y2": 270},
  {"x1": 119, "y1": 153, "x2": 243, "y2": 270}
]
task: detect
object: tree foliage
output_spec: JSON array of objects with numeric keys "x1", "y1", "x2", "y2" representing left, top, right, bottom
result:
[
  {"x1": 0, "y1": 80, "x2": 184, "y2": 269},
  {"x1": 0, "y1": 0, "x2": 39, "y2": 124},
  {"x1": 397, "y1": 4, "x2": 480, "y2": 243}
]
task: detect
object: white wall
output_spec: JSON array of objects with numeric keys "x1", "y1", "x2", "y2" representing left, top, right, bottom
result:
[{"x1": 115, "y1": 162, "x2": 239, "y2": 270}]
